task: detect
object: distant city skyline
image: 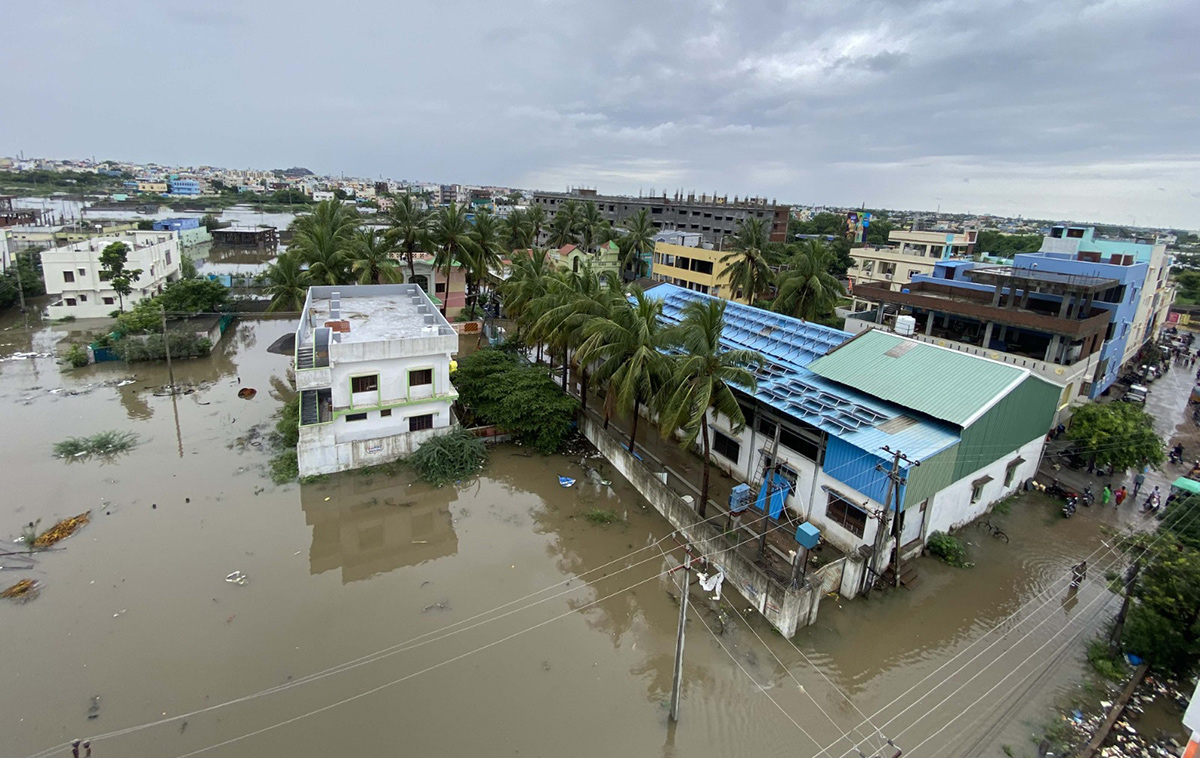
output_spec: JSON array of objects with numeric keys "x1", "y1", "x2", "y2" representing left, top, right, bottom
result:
[{"x1": 3, "y1": 1, "x2": 1196, "y2": 229}]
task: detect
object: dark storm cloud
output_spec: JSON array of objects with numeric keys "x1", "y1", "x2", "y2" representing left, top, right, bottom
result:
[{"x1": 1, "y1": 0, "x2": 1196, "y2": 226}]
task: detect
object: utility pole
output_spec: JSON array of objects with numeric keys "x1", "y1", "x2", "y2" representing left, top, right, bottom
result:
[
  {"x1": 161, "y1": 307, "x2": 175, "y2": 394},
  {"x1": 868, "y1": 446, "x2": 919, "y2": 594},
  {"x1": 1109, "y1": 555, "x2": 1141, "y2": 656},
  {"x1": 758, "y1": 422, "x2": 782, "y2": 560},
  {"x1": 668, "y1": 552, "x2": 693, "y2": 723}
]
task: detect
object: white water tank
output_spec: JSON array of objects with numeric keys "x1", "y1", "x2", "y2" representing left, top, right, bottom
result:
[{"x1": 895, "y1": 315, "x2": 917, "y2": 336}]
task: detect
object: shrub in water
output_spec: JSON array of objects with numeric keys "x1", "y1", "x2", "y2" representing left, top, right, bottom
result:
[
  {"x1": 927, "y1": 531, "x2": 970, "y2": 567},
  {"x1": 409, "y1": 428, "x2": 487, "y2": 487}
]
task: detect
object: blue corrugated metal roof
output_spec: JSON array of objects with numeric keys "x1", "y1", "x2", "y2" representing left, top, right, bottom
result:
[{"x1": 643, "y1": 284, "x2": 960, "y2": 468}]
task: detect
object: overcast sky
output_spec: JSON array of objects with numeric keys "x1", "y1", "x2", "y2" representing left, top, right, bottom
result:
[{"x1": 3, "y1": 0, "x2": 1197, "y2": 228}]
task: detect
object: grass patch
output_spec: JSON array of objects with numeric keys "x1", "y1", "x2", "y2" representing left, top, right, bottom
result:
[
  {"x1": 269, "y1": 450, "x2": 299, "y2": 485},
  {"x1": 408, "y1": 428, "x2": 487, "y2": 487},
  {"x1": 992, "y1": 495, "x2": 1014, "y2": 515},
  {"x1": 53, "y1": 431, "x2": 138, "y2": 461},
  {"x1": 584, "y1": 508, "x2": 619, "y2": 525},
  {"x1": 357, "y1": 460, "x2": 405, "y2": 478},
  {"x1": 1087, "y1": 638, "x2": 1129, "y2": 682},
  {"x1": 927, "y1": 531, "x2": 971, "y2": 567}
]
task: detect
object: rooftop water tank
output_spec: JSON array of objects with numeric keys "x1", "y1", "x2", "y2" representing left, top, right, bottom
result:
[{"x1": 895, "y1": 315, "x2": 916, "y2": 337}]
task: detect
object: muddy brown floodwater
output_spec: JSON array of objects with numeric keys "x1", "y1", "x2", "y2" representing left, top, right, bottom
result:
[{"x1": 0, "y1": 311, "x2": 1166, "y2": 758}]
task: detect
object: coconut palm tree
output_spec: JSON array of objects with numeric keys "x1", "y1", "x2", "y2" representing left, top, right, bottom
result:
[
  {"x1": 291, "y1": 198, "x2": 360, "y2": 239},
  {"x1": 501, "y1": 248, "x2": 554, "y2": 331},
  {"x1": 293, "y1": 221, "x2": 352, "y2": 285},
  {"x1": 264, "y1": 253, "x2": 312, "y2": 313},
  {"x1": 386, "y1": 194, "x2": 430, "y2": 280},
  {"x1": 531, "y1": 263, "x2": 623, "y2": 398},
  {"x1": 576, "y1": 289, "x2": 673, "y2": 457},
  {"x1": 579, "y1": 200, "x2": 605, "y2": 253},
  {"x1": 499, "y1": 209, "x2": 533, "y2": 251},
  {"x1": 773, "y1": 239, "x2": 847, "y2": 321},
  {"x1": 618, "y1": 208, "x2": 655, "y2": 280},
  {"x1": 347, "y1": 228, "x2": 403, "y2": 284},
  {"x1": 658, "y1": 298, "x2": 761, "y2": 518},
  {"x1": 466, "y1": 209, "x2": 506, "y2": 312},
  {"x1": 719, "y1": 217, "x2": 773, "y2": 305},
  {"x1": 547, "y1": 207, "x2": 580, "y2": 249},
  {"x1": 427, "y1": 203, "x2": 478, "y2": 317},
  {"x1": 526, "y1": 205, "x2": 547, "y2": 248}
]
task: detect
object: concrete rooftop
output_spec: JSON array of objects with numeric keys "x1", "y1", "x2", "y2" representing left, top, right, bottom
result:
[{"x1": 303, "y1": 284, "x2": 453, "y2": 345}]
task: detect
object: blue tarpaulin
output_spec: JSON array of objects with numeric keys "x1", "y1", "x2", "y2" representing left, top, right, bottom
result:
[{"x1": 754, "y1": 472, "x2": 791, "y2": 519}]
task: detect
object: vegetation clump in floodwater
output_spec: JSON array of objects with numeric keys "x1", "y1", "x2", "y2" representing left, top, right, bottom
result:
[
  {"x1": 583, "y1": 508, "x2": 619, "y2": 526},
  {"x1": 1, "y1": 579, "x2": 41, "y2": 603},
  {"x1": 927, "y1": 531, "x2": 971, "y2": 567},
  {"x1": 409, "y1": 428, "x2": 487, "y2": 487},
  {"x1": 268, "y1": 396, "x2": 300, "y2": 484},
  {"x1": 32, "y1": 512, "x2": 91, "y2": 548},
  {"x1": 53, "y1": 431, "x2": 138, "y2": 461}
]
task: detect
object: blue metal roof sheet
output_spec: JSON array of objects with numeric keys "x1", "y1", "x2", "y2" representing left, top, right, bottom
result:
[{"x1": 643, "y1": 283, "x2": 960, "y2": 466}]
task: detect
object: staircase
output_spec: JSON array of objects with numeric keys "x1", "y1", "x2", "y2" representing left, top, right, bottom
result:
[
  {"x1": 300, "y1": 391, "x2": 319, "y2": 426},
  {"x1": 885, "y1": 563, "x2": 921, "y2": 590},
  {"x1": 296, "y1": 346, "x2": 315, "y2": 370}
]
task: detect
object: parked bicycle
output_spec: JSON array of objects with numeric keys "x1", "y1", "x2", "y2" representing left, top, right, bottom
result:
[{"x1": 977, "y1": 520, "x2": 1010, "y2": 542}]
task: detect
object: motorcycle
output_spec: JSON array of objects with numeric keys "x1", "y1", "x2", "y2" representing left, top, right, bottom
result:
[
  {"x1": 1063, "y1": 495, "x2": 1078, "y2": 518},
  {"x1": 1081, "y1": 485, "x2": 1094, "y2": 507},
  {"x1": 1045, "y1": 479, "x2": 1069, "y2": 499}
]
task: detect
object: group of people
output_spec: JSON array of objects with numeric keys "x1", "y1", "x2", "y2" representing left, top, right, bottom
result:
[{"x1": 1092, "y1": 470, "x2": 1166, "y2": 512}]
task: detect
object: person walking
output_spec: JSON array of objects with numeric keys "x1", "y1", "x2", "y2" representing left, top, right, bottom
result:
[
  {"x1": 1133, "y1": 470, "x2": 1146, "y2": 498},
  {"x1": 1115, "y1": 486, "x2": 1127, "y2": 506},
  {"x1": 1102, "y1": 483, "x2": 1112, "y2": 505},
  {"x1": 1071, "y1": 560, "x2": 1088, "y2": 588}
]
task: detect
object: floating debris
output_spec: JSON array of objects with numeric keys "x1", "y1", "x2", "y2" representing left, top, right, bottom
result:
[
  {"x1": 237, "y1": 387, "x2": 257, "y2": 400},
  {"x1": 558, "y1": 476, "x2": 576, "y2": 488},
  {"x1": 34, "y1": 512, "x2": 91, "y2": 548},
  {"x1": 422, "y1": 601, "x2": 450, "y2": 612},
  {"x1": 1, "y1": 578, "x2": 42, "y2": 602},
  {"x1": 225, "y1": 571, "x2": 249, "y2": 586}
]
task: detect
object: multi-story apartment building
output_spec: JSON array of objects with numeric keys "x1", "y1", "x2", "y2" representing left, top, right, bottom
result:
[
  {"x1": 136, "y1": 180, "x2": 168, "y2": 194},
  {"x1": 167, "y1": 177, "x2": 202, "y2": 195},
  {"x1": 43, "y1": 230, "x2": 182, "y2": 318},
  {"x1": 847, "y1": 226, "x2": 1173, "y2": 409},
  {"x1": 293, "y1": 284, "x2": 459, "y2": 477},
  {"x1": 648, "y1": 240, "x2": 748, "y2": 302},
  {"x1": 151, "y1": 217, "x2": 212, "y2": 248},
  {"x1": 848, "y1": 228, "x2": 977, "y2": 300},
  {"x1": 532, "y1": 189, "x2": 790, "y2": 246}
]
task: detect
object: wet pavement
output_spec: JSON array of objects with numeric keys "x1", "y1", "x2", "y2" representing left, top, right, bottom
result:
[{"x1": 1, "y1": 311, "x2": 1191, "y2": 758}]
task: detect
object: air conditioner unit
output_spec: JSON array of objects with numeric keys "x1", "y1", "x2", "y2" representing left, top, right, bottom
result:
[{"x1": 885, "y1": 273, "x2": 893, "y2": 280}]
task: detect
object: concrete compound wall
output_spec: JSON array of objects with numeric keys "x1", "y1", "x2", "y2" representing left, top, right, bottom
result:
[
  {"x1": 297, "y1": 423, "x2": 445, "y2": 477},
  {"x1": 581, "y1": 415, "x2": 822, "y2": 637}
]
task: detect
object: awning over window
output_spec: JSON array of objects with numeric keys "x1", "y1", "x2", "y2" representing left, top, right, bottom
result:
[
  {"x1": 1008, "y1": 457, "x2": 1026, "y2": 467},
  {"x1": 973, "y1": 475, "x2": 994, "y2": 487}
]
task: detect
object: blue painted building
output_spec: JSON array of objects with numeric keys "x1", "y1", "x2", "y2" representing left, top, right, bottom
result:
[
  {"x1": 167, "y1": 178, "x2": 202, "y2": 196},
  {"x1": 152, "y1": 218, "x2": 201, "y2": 232},
  {"x1": 643, "y1": 283, "x2": 1057, "y2": 586},
  {"x1": 849, "y1": 226, "x2": 1172, "y2": 403}
]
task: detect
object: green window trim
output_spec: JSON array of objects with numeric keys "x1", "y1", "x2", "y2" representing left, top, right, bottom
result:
[
  {"x1": 407, "y1": 365, "x2": 436, "y2": 400},
  {"x1": 348, "y1": 372, "x2": 382, "y2": 410}
]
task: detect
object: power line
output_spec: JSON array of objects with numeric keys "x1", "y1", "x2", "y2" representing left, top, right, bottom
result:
[{"x1": 822, "y1": 494, "x2": 1200, "y2": 758}]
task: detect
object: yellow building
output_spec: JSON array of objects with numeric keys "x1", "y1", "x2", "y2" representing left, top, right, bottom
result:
[
  {"x1": 137, "y1": 181, "x2": 168, "y2": 194},
  {"x1": 649, "y1": 241, "x2": 749, "y2": 303}
]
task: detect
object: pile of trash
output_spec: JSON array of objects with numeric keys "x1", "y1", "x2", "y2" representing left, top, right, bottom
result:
[
  {"x1": 33, "y1": 512, "x2": 91, "y2": 548},
  {"x1": 1099, "y1": 676, "x2": 1190, "y2": 758},
  {"x1": 1, "y1": 579, "x2": 42, "y2": 603}
]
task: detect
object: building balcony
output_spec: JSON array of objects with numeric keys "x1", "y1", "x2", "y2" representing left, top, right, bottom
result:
[{"x1": 853, "y1": 281, "x2": 1111, "y2": 339}]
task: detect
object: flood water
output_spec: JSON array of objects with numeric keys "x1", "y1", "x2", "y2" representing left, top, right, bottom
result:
[{"x1": 1, "y1": 312, "x2": 1164, "y2": 758}]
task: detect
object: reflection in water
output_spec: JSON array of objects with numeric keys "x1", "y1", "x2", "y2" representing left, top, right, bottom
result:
[{"x1": 301, "y1": 476, "x2": 458, "y2": 584}]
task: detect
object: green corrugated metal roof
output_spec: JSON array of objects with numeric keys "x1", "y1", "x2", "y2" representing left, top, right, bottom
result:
[{"x1": 807, "y1": 329, "x2": 1028, "y2": 427}]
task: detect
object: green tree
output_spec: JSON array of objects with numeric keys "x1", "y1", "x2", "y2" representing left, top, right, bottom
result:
[
  {"x1": 579, "y1": 201, "x2": 605, "y2": 253},
  {"x1": 200, "y1": 214, "x2": 221, "y2": 233},
  {"x1": 526, "y1": 205, "x2": 548, "y2": 248},
  {"x1": 547, "y1": 204, "x2": 580, "y2": 249},
  {"x1": 0, "y1": 251, "x2": 45, "y2": 310},
  {"x1": 264, "y1": 253, "x2": 312, "y2": 313},
  {"x1": 289, "y1": 199, "x2": 359, "y2": 285},
  {"x1": 347, "y1": 228, "x2": 402, "y2": 284},
  {"x1": 658, "y1": 298, "x2": 761, "y2": 517},
  {"x1": 1123, "y1": 538, "x2": 1200, "y2": 677},
  {"x1": 427, "y1": 203, "x2": 478, "y2": 317},
  {"x1": 975, "y1": 230, "x2": 1043, "y2": 258},
  {"x1": 115, "y1": 298, "x2": 163, "y2": 334},
  {"x1": 618, "y1": 208, "x2": 655, "y2": 279},
  {"x1": 1066, "y1": 402, "x2": 1165, "y2": 471},
  {"x1": 576, "y1": 289, "x2": 673, "y2": 457},
  {"x1": 773, "y1": 239, "x2": 847, "y2": 320},
  {"x1": 720, "y1": 217, "x2": 773, "y2": 305},
  {"x1": 452, "y1": 349, "x2": 578, "y2": 454},
  {"x1": 98, "y1": 242, "x2": 143, "y2": 311},
  {"x1": 500, "y1": 248, "x2": 556, "y2": 360},
  {"x1": 158, "y1": 278, "x2": 229, "y2": 313},
  {"x1": 499, "y1": 208, "x2": 533, "y2": 251},
  {"x1": 386, "y1": 194, "x2": 431, "y2": 280}
]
